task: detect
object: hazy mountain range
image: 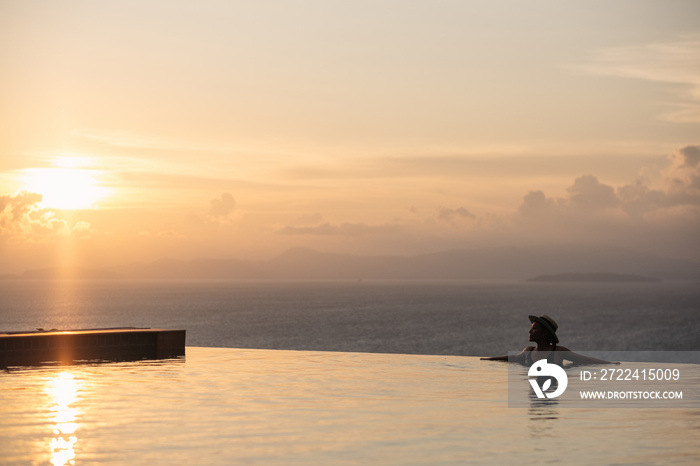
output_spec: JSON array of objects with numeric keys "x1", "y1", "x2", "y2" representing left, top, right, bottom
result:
[{"x1": 4, "y1": 245, "x2": 700, "y2": 280}]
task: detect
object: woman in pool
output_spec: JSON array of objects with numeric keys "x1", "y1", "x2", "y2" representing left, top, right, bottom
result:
[{"x1": 481, "y1": 314, "x2": 618, "y2": 365}]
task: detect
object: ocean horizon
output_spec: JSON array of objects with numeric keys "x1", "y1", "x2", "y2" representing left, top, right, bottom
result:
[{"x1": 2, "y1": 279, "x2": 698, "y2": 356}]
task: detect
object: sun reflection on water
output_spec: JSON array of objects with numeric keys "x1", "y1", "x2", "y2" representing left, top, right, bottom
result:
[{"x1": 45, "y1": 372, "x2": 80, "y2": 466}]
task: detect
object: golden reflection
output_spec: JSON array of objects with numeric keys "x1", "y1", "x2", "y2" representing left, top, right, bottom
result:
[{"x1": 45, "y1": 372, "x2": 80, "y2": 466}]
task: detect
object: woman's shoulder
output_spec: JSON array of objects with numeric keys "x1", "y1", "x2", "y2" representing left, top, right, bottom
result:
[{"x1": 554, "y1": 345, "x2": 571, "y2": 351}]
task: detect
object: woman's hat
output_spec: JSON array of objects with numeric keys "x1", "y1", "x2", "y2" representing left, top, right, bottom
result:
[{"x1": 528, "y1": 314, "x2": 559, "y2": 343}]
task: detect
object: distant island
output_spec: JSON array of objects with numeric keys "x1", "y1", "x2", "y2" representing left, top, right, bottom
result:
[{"x1": 526, "y1": 273, "x2": 661, "y2": 283}]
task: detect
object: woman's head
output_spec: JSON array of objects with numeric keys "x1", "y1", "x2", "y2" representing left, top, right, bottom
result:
[{"x1": 528, "y1": 314, "x2": 559, "y2": 344}]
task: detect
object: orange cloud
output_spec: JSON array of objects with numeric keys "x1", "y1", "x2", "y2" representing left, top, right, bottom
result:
[
  {"x1": 0, "y1": 191, "x2": 93, "y2": 245},
  {"x1": 435, "y1": 207, "x2": 475, "y2": 223},
  {"x1": 209, "y1": 193, "x2": 236, "y2": 218}
]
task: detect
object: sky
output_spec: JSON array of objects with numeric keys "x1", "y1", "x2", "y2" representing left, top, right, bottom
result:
[{"x1": 1, "y1": 0, "x2": 699, "y2": 274}]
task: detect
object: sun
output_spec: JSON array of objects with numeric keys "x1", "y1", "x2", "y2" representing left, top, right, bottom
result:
[{"x1": 20, "y1": 158, "x2": 111, "y2": 210}]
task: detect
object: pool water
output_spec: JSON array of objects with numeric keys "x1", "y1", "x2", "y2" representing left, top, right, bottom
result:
[{"x1": 2, "y1": 347, "x2": 699, "y2": 465}]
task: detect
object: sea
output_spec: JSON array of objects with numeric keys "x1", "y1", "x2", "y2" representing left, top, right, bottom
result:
[
  {"x1": 2, "y1": 279, "x2": 700, "y2": 465},
  {"x1": 1, "y1": 278, "x2": 698, "y2": 354}
]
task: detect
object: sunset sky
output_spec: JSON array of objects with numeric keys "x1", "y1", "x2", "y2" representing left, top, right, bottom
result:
[{"x1": 1, "y1": 0, "x2": 699, "y2": 274}]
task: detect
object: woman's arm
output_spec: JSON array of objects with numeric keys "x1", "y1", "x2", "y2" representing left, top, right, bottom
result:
[
  {"x1": 557, "y1": 346, "x2": 620, "y2": 365},
  {"x1": 481, "y1": 347, "x2": 530, "y2": 363}
]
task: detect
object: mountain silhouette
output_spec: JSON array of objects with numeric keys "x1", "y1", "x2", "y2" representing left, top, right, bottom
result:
[{"x1": 7, "y1": 244, "x2": 700, "y2": 280}]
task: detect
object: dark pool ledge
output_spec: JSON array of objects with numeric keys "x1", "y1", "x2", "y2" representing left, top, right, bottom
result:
[{"x1": 0, "y1": 328, "x2": 186, "y2": 368}]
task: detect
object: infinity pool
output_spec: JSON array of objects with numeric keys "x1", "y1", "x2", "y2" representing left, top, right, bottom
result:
[{"x1": 2, "y1": 347, "x2": 699, "y2": 465}]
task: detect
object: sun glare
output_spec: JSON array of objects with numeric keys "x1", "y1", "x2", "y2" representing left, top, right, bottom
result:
[{"x1": 21, "y1": 160, "x2": 110, "y2": 210}]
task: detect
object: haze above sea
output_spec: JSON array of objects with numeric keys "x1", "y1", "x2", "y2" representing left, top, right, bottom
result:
[{"x1": 2, "y1": 279, "x2": 698, "y2": 356}]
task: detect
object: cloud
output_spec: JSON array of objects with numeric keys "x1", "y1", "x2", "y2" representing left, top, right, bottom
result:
[
  {"x1": 580, "y1": 34, "x2": 700, "y2": 123},
  {"x1": 605, "y1": 145, "x2": 700, "y2": 219},
  {"x1": 518, "y1": 190, "x2": 557, "y2": 217},
  {"x1": 279, "y1": 222, "x2": 401, "y2": 236},
  {"x1": 0, "y1": 191, "x2": 42, "y2": 226},
  {"x1": 677, "y1": 145, "x2": 700, "y2": 168},
  {"x1": 274, "y1": 146, "x2": 700, "y2": 259},
  {"x1": 517, "y1": 175, "x2": 619, "y2": 221},
  {"x1": 518, "y1": 146, "x2": 700, "y2": 218},
  {"x1": 435, "y1": 206, "x2": 475, "y2": 223},
  {"x1": 665, "y1": 145, "x2": 700, "y2": 195},
  {"x1": 0, "y1": 191, "x2": 92, "y2": 244},
  {"x1": 566, "y1": 175, "x2": 619, "y2": 211},
  {"x1": 616, "y1": 182, "x2": 668, "y2": 218},
  {"x1": 209, "y1": 193, "x2": 236, "y2": 218},
  {"x1": 196, "y1": 193, "x2": 238, "y2": 230},
  {"x1": 511, "y1": 146, "x2": 700, "y2": 257}
]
